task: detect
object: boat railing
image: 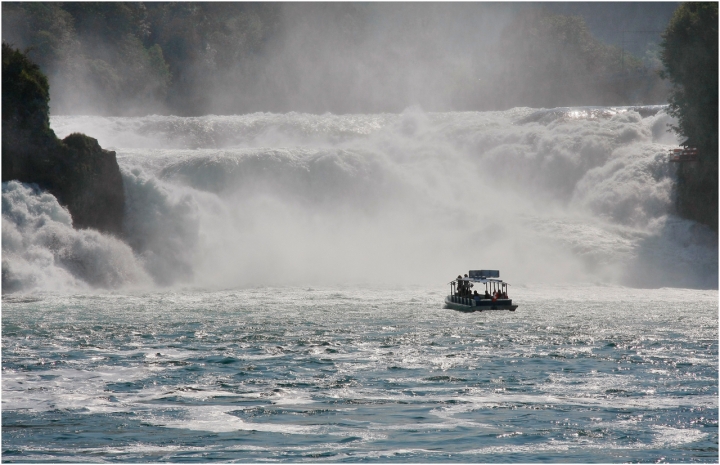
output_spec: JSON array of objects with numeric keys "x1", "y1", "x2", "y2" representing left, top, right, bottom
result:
[
  {"x1": 450, "y1": 295, "x2": 475, "y2": 306},
  {"x1": 450, "y1": 295, "x2": 513, "y2": 306}
]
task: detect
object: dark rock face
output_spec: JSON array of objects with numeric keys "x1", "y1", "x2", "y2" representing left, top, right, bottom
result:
[
  {"x1": 51, "y1": 133, "x2": 125, "y2": 234},
  {"x1": 2, "y1": 43, "x2": 124, "y2": 235}
]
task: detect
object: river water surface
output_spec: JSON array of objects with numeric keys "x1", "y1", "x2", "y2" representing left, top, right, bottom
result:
[{"x1": 2, "y1": 286, "x2": 717, "y2": 462}]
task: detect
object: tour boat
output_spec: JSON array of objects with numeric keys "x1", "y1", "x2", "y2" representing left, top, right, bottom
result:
[{"x1": 445, "y1": 270, "x2": 518, "y2": 312}]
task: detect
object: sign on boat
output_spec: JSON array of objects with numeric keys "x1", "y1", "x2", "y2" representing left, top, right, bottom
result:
[{"x1": 445, "y1": 270, "x2": 518, "y2": 312}]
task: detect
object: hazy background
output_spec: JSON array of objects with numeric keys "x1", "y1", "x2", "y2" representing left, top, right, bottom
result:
[{"x1": 2, "y1": 2, "x2": 678, "y2": 116}]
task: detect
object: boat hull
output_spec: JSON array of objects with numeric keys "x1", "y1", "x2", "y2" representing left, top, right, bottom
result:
[{"x1": 444, "y1": 295, "x2": 518, "y2": 312}]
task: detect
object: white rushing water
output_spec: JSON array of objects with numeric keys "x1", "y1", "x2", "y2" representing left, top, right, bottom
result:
[{"x1": 2, "y1": 106, "x2": 717, "y2": 293}]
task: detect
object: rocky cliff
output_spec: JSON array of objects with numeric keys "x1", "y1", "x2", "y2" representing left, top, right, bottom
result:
[{"x1": 2, "y1": 43, "x2": 124, "y2": 235}]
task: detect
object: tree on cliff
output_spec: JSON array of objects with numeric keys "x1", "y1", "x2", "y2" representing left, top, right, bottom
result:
[
  {"x1": 2, "y1": 42, "x2": 54, "y2": 145},
  {"x1": 660, "y1": 2, "x2": 718, "y2": 231}
]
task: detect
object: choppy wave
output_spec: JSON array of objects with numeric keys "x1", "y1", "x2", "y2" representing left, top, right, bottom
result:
[{"x1": 3, "y1": 106, "x2": 717, "y2": 292}]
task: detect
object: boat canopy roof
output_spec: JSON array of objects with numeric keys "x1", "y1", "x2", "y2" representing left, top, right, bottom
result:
[
  {"x1": 470, "y1": 270, "x2": 499, "y2": 278},
  {"x1": 457, "y1": 277, "x2": 507, "y2": 284},
  {"x1": 454, "y1": 270, "x2": 509, "y2": 285}
]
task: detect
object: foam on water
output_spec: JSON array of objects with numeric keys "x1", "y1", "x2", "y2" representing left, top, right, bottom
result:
[
  {"x1": 2, "y1": 286, "x2": 717, "y2": 461},
  {"x1": 144, "y1": 405, "x2": 323, "y2": 434}
]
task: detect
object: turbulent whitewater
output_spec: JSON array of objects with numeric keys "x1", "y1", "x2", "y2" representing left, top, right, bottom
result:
[{"x1": 2, "y1": 106, "x2": 717, "y2": 291}]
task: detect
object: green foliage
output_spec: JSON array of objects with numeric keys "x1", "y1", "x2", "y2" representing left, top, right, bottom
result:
[
  {"x1": 660, "y1": 2, "x2": 718, "y2": 152},
  {"x1": 2, "y1": 41, "x2": 53, "y2": 138}
]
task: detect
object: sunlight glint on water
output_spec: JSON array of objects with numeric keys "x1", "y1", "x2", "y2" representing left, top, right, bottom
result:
[{"x1": 2, "y1": 286, "x2": 717, "y2": 462}]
